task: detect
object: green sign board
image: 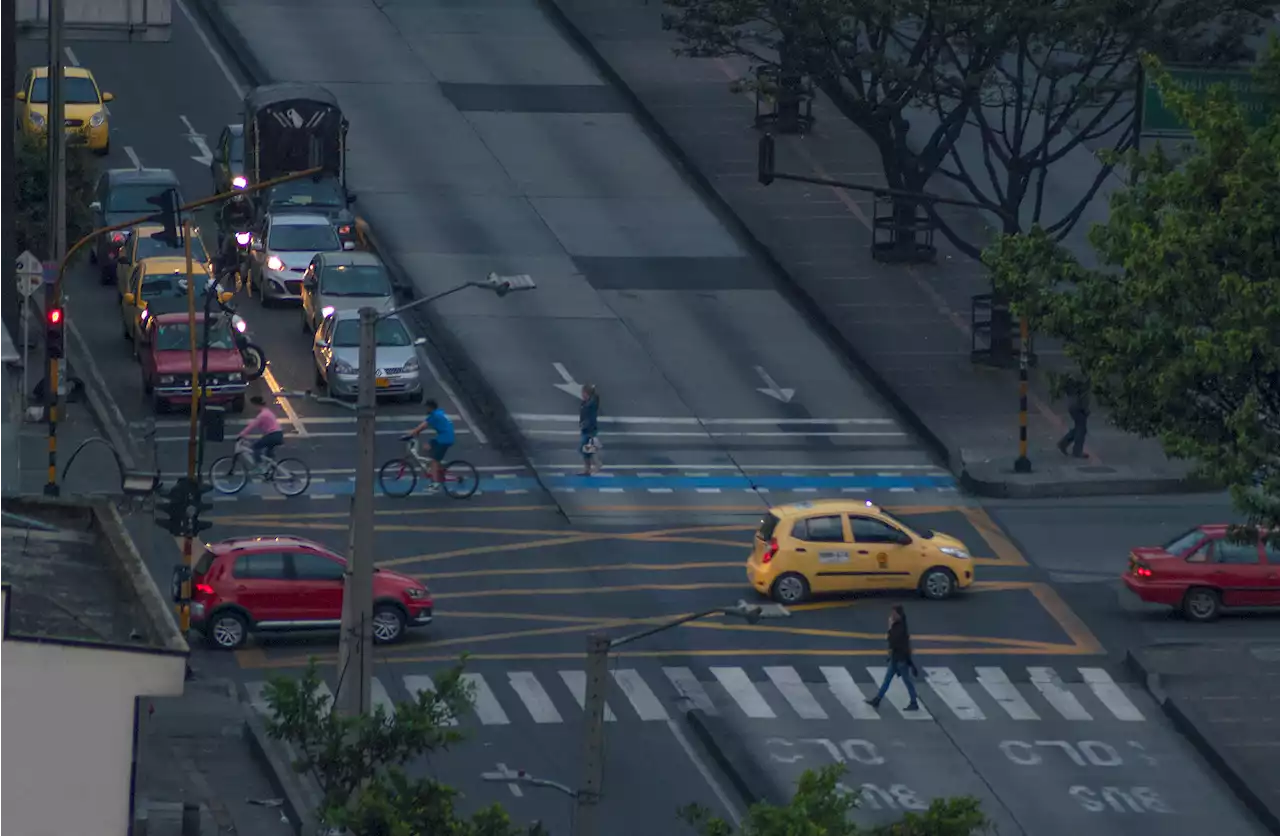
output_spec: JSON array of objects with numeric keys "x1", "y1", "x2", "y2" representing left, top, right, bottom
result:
[{"x1": 1141, "y1": 66, "x2": 1270, "y2": 136}]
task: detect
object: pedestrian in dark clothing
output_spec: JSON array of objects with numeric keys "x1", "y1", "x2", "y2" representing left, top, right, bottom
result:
[
  {"x1": 1057, "y1": 380, "x2": 1091, "y2": 458},
  {"x1": 579, "y1": 384, "x2": 602, "y2": 476},
  {"x1": 866, "y1": 604, "x2": 920, "y2": 711}
]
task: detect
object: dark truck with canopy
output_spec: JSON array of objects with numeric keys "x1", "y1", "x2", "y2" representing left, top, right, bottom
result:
[{"x1": 243, "y1": 82, "x2": 348, "y2": 189}]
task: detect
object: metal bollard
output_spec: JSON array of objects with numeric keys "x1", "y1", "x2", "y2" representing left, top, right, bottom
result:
[{"x1": 181, "y1": 802, "x2": 201, "y2": 836}]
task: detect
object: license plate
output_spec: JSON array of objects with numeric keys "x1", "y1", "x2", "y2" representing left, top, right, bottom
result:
[{"x1": 375, "y1": 377, "x2": 390, "y2": 388}]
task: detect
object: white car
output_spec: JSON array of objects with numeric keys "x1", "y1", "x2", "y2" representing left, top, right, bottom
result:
[{"x1": 249, "y1": 213, "x2": 343, "y2": 303}]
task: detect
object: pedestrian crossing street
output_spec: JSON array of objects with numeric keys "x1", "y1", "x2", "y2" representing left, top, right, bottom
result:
[{"x1": 244, "y1": 663, "x2": 1147, "y2": 726}]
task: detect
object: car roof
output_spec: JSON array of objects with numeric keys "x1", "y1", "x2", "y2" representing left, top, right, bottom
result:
[
  {"x1": 207, "y1": 536, "x2": 334, "y2": 554},
  {"x1": 152, "y1": 311, "x2": 219, "y2": 324},
  {"x1": 106, "y1": 167, "x2": 180, "y2": 186},
  {"x1": 317, "y1": 251, "x2": 382, "y2": 268},
  {"x1": 269, "y1": 213, "x2": 333, "y2": 226},
  {"x1": 140, "y1": 257, "x2": 209, "y2": 275},
  {"x1": 771, "y1": 499, "x2": 883, "y2": 518},
  {"x1": 31, "y1": 66, "x2": 93, "y2": 79}
]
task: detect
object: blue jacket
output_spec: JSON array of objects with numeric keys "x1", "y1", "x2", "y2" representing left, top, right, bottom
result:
[{"x1": 579, "y1": 395, "x2": 599, "y2": 436}]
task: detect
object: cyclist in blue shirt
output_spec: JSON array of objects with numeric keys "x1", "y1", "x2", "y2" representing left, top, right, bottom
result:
[{"x1": 405, "y1": 399, "x2": 455, "y2": 492}]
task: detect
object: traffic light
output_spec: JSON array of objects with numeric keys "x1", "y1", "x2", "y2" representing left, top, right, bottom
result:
[
  {"x1": 757, "y1": 134, "x2": 775, "y2": 186},
  {"x1": 46, "y1": 306, "x2": 65, "y2": 359},
  {"x1": 145, "y1": 188, "x2": 181, "y2": 247},
  {"x1": 154, "y1": 479, "x2": 190, "y2": 537},
  {"x1": 190, "y1": 480, "x2": 214, "y2": 537}
]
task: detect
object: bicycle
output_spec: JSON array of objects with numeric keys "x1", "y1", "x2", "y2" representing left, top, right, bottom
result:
[
  {"x1": 378, "y1": 437, "x2": 479, "y2": 499},
  {"x1": 209, "y1": 437, "x2": 312, "y2": 497}
]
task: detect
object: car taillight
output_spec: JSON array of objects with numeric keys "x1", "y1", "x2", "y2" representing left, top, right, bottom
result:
[
  {"x1": 337, "y1": 224, "x2": 351, "y2": 235},
  {"x1": 762, "y1": 538, "x2": 779, "y2": 564},
  {"x1": 110, "y1": 232, "x2": 125, "y2": 243},
  {"x1": 1132, "y1": 562, "x2": 1153, "y2": 578},
  {"x1": 195, "y1": 583, "x2": 214, "y2": 596}
]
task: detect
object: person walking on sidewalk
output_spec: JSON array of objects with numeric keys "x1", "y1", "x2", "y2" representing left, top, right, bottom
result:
[
  {"x1": 579, "y1": 383, "x2": 602, "y2": 476},
  {"x1": 866, "y1": 604, "x2": 920, "y2": 711},
  {"x1": 1057, "y1": 379, "x2": 1091, "y2": 458}
]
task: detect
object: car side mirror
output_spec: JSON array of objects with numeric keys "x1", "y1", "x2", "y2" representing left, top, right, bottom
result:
[
  {"x1": 219, "y1": 291, "x2": 234, "y2": 303},
  {"x1": 251, "y1": 238, "x2": 263, "y2": 252},
  {"x1": 89, "y1": 201, "x2": 101, "y2": 213},
  {"x1": 101, "y1": 92, "x2": 114, "y2": 103},
  {"x1": 413, "y1": 337, "x2": 427, "y2": 346},
  {"x1": 15, "y1": 91, "x2": 26, "y2": 102},
  {"x1": 315, "y1": 337, "x2": 329, "y2": 348},
  {"x1": 123, "y1": 293, "x2": 135, "y2": 305}
]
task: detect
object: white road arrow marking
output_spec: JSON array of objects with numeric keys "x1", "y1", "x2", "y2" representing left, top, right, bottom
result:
[
  {"x1": 124, "y1": 146, "x2": 142, "y2": 169},
  {"x1": 552, "y1": 362, "x2": 583, "y2": 398},
  {"x1": 180, "y1": 115, "x2": 213, "y2": 166},
  {"x1": 754, "y1": 365, "x2": 795, "y2": 403}
]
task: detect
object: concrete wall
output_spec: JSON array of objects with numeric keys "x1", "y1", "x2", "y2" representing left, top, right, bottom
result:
[
  {"x1": 16, "y1": 0, "x2": 171, "y2": 41},
  {"x1": 0, "y1": 636, "x2": 186, "y2": 836}
]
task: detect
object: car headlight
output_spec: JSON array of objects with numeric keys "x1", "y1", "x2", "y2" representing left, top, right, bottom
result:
[
  {"x1": 939, "y1": 547, "x2": 970, "y2": 559},
  {"x1": 89, "y1": 110, "x2": 105, "y2": 127},
  {"x1": 402, "y1": 357, "x2": 419, "y2": 373},
  {"x1": 405, "y1": 587, "x2": 426, "y2": 599},
  {"x1": 232, "y1": 175, "x2": 248, "y2": 190},
  {"x1": 159, "y1": 375, "x2": 175, "y2": 384},
  {"x1": 228, "y1": 372, "x2": 242, "y2": 381},
  {"x1": 321, "y1": 305, "x2": 335, "y2": 318},
  {"x1": 30, "y1": 111, "x2": 45, "y2": 128},
  {"x1": 266, "y1": 255, "x2": 284, "y2": 272},
  {"x1": 333, "y1": 359, "x2": 356, "y2": 375}
]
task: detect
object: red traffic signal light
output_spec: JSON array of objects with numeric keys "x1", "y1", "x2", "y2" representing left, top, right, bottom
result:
[{"x1": 48, "y1": 308, "x2": 63, "y2": 325}]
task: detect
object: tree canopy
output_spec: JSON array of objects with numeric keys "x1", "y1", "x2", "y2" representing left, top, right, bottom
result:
[
  {"x1": 663, "y1": 0, "x2": 1273, "y2": 257},
  {"x1": 14, "y1": 135, "x2": 97, "y2": 261},
  {"x1": 986, "y1": 47, "x2": 1280, "y2": 532}
]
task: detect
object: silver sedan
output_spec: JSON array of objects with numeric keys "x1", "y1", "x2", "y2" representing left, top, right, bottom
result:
[{"x1": 312, "y1": 308, "x2": 424, "y2": 400}]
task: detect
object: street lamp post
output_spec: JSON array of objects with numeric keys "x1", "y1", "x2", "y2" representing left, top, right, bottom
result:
[{"x1": 334, "y1": 272, "x2": 537, "y2": 719}]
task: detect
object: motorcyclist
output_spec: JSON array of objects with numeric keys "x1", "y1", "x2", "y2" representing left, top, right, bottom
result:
[{"x1": 216, "y1": 194, "x2": 256, "y2": 284}]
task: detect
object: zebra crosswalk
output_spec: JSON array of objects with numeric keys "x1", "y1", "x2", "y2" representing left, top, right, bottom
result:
[{"x1": 244, "y1": 663, "x2": 1147, "y2": 726}]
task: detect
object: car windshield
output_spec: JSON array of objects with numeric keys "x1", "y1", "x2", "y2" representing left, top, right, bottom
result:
[
  {"x1": 332, "y1": 318, "x2": 412, "y2": 348},
  {"x1": 136, "y1": 233, "x2": 208, "y2": 263},
  {"x1": 268, "y1": 178, "x2": 344, "y2": 209},
  {"x1": 141, "y1": 275, "x2": 183, "y2": 296},
  {"x1": 30, "y1": 76, "x2": 99, "y2": 104},
  {"x1": 1163, "y1": 528, "x2": 1207, "y2": 557},
  {"x1": 155, "y1": 320, "x2": 235, "y2": 352},
  {"x1": 229, "y1": 134, "x2": 244, "y2": 164},
  {"x1": 321, "y1": 265, "x2": 392, "y2": 297},
  {"x1": 269, "y1": 223, "x2": 339, "y2": 252},
  {"x1": 108, "y1": 184, "x2": 179, "y2": 213}
]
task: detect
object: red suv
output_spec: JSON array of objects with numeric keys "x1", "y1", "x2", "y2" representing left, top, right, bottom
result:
[{"x1": 186, "y1": 536, "x2": 433, "y2": 649}]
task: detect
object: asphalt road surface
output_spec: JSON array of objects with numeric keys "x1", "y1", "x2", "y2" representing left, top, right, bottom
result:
[{"x1": 19, "y1": 4, "x2": 1273, "y2": 834}]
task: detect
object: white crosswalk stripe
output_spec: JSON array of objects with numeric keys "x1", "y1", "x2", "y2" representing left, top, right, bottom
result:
[{"x1": 242, "y1": 664, "x2": 1146, "y2": 728}]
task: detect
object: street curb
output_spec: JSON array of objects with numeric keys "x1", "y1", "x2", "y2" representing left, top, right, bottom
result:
[
  {"x1": 241, "y1": 700, "x2": 323, "y2": 836},
  {"x1": 684, "y1": 708, "x2": 783, "y2": 810},
  {"x1": 959, "y1": 470, "x2": 1216, "y2": 500},
  {"x1": 1124, "y1": 650, "x2": 1280, "y2": 835},
  {"x1": 189, "y1": 0, "x2": 529, "y2": 462}
]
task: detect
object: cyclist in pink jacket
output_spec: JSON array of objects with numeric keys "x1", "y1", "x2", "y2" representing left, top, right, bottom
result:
[{"x1": 239, "y1": 395, "x2": 284, "y2": 471}]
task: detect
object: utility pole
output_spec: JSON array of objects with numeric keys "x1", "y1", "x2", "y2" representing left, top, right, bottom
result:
[
  {"x1": 42, "y1": 0, "x2": 66, "y2": 497},
  {"x1": 573, "y1": 634, "x2": 611, "y2": 836},
  {"x1": 179, "y1": 220, "x2": 199, "y2": 632},
  {"x1": 335, "y1": 305, "x2": 377, "y2": 717}
]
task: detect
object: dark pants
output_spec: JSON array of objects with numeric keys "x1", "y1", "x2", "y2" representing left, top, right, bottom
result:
[
  {"x1": 873, "y1": 660, "x2": 919, "y2": 705},
  {"x1": 251, "y1": 430, "x2": 284, "y2": 464},
  {"x1": 1058, "y1": 407, "x2": 1088, "y2": 456}
]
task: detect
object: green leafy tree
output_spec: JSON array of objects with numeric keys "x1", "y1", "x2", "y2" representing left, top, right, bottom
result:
[
  {"x1": 262, "y1": 660, "x2": 549, "y2": 836},
  {"x1": 985, "y1": 47, "x2": 1280, "y2": 532},
  {"x1": 680, "y1": 764, "x2": 989, "y2": 835},
  {"x1": 14, "y1": 134, "x2": 98, "y2": 260}
]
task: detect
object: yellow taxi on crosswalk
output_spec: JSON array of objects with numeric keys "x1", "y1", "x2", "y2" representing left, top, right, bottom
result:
[{"x1": 747, "y1": 499, "x2": 974, "y2": 605}]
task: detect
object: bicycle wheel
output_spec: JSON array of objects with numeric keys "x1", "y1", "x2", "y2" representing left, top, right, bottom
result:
[
  {"x1": 209, "y1": 455, "x2": 248, "y2": 494},
  {"x1": 378, "y1": 458, "x2": 419, "y2": 498},
  {"x1": 271, "y1": 457, "x2": 311, "y2": 497},
  {"x1": 442, "y1": 460, "x2": 479, "y2": 499}
]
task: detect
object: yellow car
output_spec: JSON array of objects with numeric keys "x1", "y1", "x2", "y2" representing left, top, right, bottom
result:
[
  {"x1": 15, "y1": 66, "x2": 113, "y2": 154},
  {"x1": 115, "y1": 224, "x2": 214, "y2": 294},
  {"x1": 120, "y1": 257, "x2": 220, "y2": 347},
  {"x1": 746, "y1": 499, "x2": 975, "y2": 605}
]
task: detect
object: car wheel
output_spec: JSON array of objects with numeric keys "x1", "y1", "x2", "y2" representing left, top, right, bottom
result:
[
  {"x1": 372, "y1": 604, "x2": 406, "y2": 644},
  {"x1": 314, "y1": 364, "x2": 326, "y2": 388},
  {"x1": 1182, "y1": 587, "x2": 1221, "y2": 622},
  {"x1": 919, "y1": 567, "x2": 957, "y2": 600},
  {"x1": 770, "y1": 572, "x2": 810, "y2": 605},
  {"x1": 207, "y1": 610, "x2": 249, "y2": 650}
]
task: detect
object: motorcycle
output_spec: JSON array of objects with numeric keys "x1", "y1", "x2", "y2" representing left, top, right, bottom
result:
[{"x1": 217, "y1": 296, "x2": 267, "y2": 381}]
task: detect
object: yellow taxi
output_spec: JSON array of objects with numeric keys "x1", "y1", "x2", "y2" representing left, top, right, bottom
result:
[
  {"x1": 746, "y1": 499, "x2": 975, "y2": 605},
  {"x1": 115, "y1": 224, "x2": 214, "y2": 293},
  {"x1": 120, "y1": 257, "x2": 224, "y2": 346},
  {"x1": 15, "y1": 66, "x2": 113, "y2": 154}
]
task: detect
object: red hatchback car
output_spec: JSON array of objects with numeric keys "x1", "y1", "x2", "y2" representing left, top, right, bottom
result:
[
  {"x1": 1123, "y1": 524, "x2": 1280, "y2": 622},
  {"x1": 188, "y1": 536, "x2": 433, "y2": 649}
]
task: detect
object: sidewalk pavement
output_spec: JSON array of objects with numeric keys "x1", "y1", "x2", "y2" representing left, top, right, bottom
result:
[
  {"x1": 1127, "y1": 644, "x2": 1280, "y2": 835},
  {"x1": 538, "y1": 0, "x2": 1202, "y2": 498}
]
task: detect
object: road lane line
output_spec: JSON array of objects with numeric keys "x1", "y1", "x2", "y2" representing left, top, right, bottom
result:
[
  {"x1": 865, "y1": 667, "x2": 932, "y2": 719},
  {"x1": 820, "y1": 666, "x2": 880, "y2": 720},
  {"x1": 403, "y1": 675, "x2": 459, "y2": 726},
  {"x1": 764, "y1": 666, "x2": 828, "y2": 720},
  {"x1": 507, "y1": 671, "x2": 563, "y2": 724},
  {"x1": 1028, "y1": 667, "x2": 1092, "y2": 720},
  {"x1": 559, "y1": 671, "x2": 616, "y2": 721},
  {"x1": 64, "y1": 46, "x2": 79, "y2": 65},
  {"x1": 174, "y1": 0, "x2": 244, "y2": 98},
  {"x1": 515, "y1": 414, "x2": 896, "y2": 425},
  {"x1": 923, "y1": 667, "x2": 985, "y2": 720},
  {"x1": 525, "y1": 429, "x2": 905, "y2": 438},
  {"x1": 261, "y1": 367, "x2": 308, "y2": 438},
  {"x1": 976, "y1": 667, "x2": 1039, "y2": 720},
  {"x1": 124, "y1": 146, "x2": 142, "y2": 169},
  {"x1": 460, "y1": 673, "x2": 510, "y2": 725},
  {"x1": 667, "y1": 718, "x2": 742, "y2": 827},
  {"x1": 711, "y1": 667, "x2": 775, "y2": 719},
  {"x1": 1080, "y1": 668, "x2": 1145, "y2": 721},
  {"x1": 612, "y1": 670, "x2": 669, "y2": 721},
  {"x1": 370, "y1": 677, "x2": 395, "y2": 718},
  {"x1": 664, "y1": 667, "x2": 718, "y2": 715}
]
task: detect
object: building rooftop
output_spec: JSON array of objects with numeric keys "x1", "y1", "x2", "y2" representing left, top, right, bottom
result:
[{"x1": 1, "y1": 496, "x2": 188, "y2": 655}]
